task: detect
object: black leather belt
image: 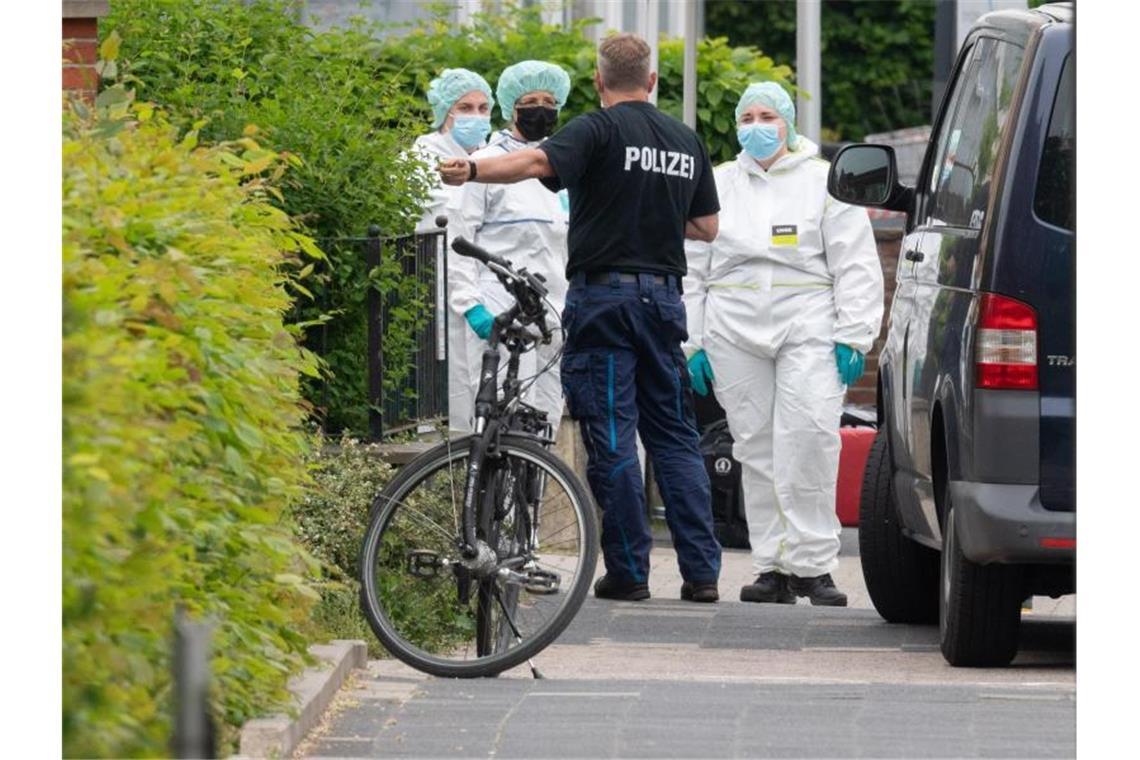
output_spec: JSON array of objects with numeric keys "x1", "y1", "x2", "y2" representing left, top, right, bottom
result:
[{"x1": 583, "y1": 271, "x2": 669, "y2": 286}]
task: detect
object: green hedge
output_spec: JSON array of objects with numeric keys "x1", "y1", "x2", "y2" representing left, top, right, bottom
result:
[
  {"x1": 104, "y1": 0, "x2": 433, "y2": 435},
  {"x1": 102, "y1": 0, "x2": 796, "y2": 436},
  {"x1": 375, "y1": 4, "x2": 795, "y2": 164},
  {"x1": 292, "y1": 436, "x2": 474, "y2": 658},
  {"x1": 706, "y1": 0, "x2": 937, "y2": 142},
  {"x1": 63, "y1": 71, "x2": 323, "y2": 756}
]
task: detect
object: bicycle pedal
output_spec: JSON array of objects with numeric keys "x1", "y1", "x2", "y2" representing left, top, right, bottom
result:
[
  {"x1": 524, "y1": 568, "x2": 560, "y2": 594},
  {"x1": 407, "y1": 550, "x2": 443, "y2": 578}
]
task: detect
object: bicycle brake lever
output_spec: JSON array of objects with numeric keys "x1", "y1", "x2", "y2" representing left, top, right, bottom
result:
[
  {"x1": 537, "y1": 314, "x2": 553, "y2": 344},
  {"x1": 526, "y1": 272, "x2": 549, "y2": 298},
  {"x1": 488, "y1": 260, "x2": 521, "y2": 284}
]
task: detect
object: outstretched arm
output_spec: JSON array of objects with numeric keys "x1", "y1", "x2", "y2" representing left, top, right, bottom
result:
[{"x1": 439, "y1": 149, "x2": 554, "y2": 186}]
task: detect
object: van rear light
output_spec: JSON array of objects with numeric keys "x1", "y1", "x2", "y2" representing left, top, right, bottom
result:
[
  {"x1": 1040, "y1": 538, "x2": 1075, "y2": 549},
  {"x1": 976, "y1": 293, "x2": 1038, "y2": 390}
]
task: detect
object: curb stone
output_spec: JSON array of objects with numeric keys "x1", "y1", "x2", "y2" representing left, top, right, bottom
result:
[{"x1": 235, "y1": 639, "x2": 367, "y2": 759}]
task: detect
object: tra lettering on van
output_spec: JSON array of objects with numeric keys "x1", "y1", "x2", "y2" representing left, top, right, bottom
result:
[{"x1": 622, "y1": 146, "x2": 695, "y2": 179}]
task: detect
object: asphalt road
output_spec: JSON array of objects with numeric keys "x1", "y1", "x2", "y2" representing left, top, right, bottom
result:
[{"x1": 299, "y1": 533, "x2": 1075, "y2": 759}]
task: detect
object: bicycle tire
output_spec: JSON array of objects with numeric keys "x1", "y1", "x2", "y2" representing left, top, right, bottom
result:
[{"x1": 359, "y1": 434, "x2": 598, "y2": 678}]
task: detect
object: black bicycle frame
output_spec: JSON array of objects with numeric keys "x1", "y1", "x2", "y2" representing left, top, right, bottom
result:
[{"x1": 457, "y1": 304, "x2": 524, "y2": 559}]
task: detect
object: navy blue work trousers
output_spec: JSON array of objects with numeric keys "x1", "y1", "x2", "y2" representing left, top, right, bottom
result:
[{"x1": 560, "y1": 271, "x2": 721, "y2": 585}]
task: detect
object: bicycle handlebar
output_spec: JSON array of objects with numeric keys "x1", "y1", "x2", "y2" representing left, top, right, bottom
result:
[
  {"x1": 452, "y1": 236, "x2": 509, "y2": 270},
  {"x1": 451, "y1": 236, "x2": 552, "y2": 344}
]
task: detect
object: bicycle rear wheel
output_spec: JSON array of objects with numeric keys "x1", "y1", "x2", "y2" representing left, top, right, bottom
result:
[{"x1": 359, "y1": 435, "x2": 598, "y2": 678}]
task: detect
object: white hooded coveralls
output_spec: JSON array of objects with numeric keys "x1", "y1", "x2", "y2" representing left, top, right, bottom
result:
[
  {"x1": 684, "y1": 139, "x2": 884, "y2": 577},
  {"x1": 411, "y1": 130, "x2": 480, "y2": 433},
  {"x1": 446, "y1": 130, "x2": 570, "y2": 436}
]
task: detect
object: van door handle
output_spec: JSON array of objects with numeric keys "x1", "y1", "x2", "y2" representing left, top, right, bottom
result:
[{"x1": 904, "y1": 250, "x2": 925, "y2": 262}]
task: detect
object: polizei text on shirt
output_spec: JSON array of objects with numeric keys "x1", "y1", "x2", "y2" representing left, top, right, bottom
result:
[{"x1": 623, "y1": 146, "x2": 696, "y2": 179}]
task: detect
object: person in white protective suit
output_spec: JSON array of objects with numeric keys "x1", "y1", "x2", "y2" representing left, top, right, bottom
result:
[
  {"x1": 683, "y1": 82, "x2": 884, "y2": 606},
  {"x1": 410, "y1": 68, "x2": 495, "y2": 433},
  {"x1": 445, "y1": 60, "x2": 572, "y2": 438}
]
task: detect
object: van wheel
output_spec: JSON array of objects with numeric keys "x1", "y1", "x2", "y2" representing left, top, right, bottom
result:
[
  {"x1": 858, "y1": 429, "x2": 939, "y2": 623},
  {"x1": 939, "y1": 500, "x2": 1024, "y2": 666}
]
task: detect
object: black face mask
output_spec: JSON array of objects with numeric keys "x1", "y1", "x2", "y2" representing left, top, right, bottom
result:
[{"x1": 515, "y1": 106, "x2": 558, "y2": 141}]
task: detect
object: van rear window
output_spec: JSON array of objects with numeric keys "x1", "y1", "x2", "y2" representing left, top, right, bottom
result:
[{"x1": 1034, "y1": 54, "x2": 1074, "y2": 231}]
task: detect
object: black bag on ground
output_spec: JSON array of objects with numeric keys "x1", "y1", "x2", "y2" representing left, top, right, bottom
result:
[{"x1": 699, "y1": 419, "x2": 750, "y2": 550}]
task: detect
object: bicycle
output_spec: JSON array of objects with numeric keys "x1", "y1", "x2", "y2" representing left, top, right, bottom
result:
[{"x1": 359, "y1": 234, "x2": 599, "y2": 678}]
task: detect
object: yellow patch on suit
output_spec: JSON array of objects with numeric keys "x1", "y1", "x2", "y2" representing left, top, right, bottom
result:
[{"x1": 771, "y1": 224, "x2": 798, "y2": 247}]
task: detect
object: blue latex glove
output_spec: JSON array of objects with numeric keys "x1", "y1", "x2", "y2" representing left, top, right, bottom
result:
[
  {"x1": 465, "y1": 304, "x2": 494, "y2": 340},
  {"x1": 687, "y1": 349, "x2": 715, "y2": 397},
  {"x1": 834, "y1": 344, "x2": 866, "y2": 386}
]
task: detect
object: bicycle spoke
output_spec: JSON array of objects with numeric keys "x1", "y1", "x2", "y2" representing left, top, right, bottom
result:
[
  {"x1": 359, "y1": 438, "x2": 596, "y2": 677},
  {"x1": 494, "y1": 586, "x2": 525, "y2": 644},
  {"x1": 373, "y1": 494, "x2": 458, "y2": 545}
]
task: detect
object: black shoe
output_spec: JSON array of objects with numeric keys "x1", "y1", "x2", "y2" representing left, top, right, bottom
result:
[
  {"x1": 740, "y1": 571, "x2": 796, "y2": 604},
  {"x1": 788, "y1": 573, "x2": 848, "y2": 607},
  {"x1": 593, "y1": 574, "x2": 650, "y2": 601},
  {"x1": 680, "y1": 581, "x2": 719, "y2": 603}
]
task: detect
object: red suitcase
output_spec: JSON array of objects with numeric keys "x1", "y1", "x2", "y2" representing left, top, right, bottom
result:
[{"x1": 836, "y1": 427, "x2": 876, "y2": 527}]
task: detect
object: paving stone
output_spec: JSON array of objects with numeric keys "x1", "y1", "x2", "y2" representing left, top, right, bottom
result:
[{"x1": 299, "y1": 541, "x2": 1074, "y2": 758}]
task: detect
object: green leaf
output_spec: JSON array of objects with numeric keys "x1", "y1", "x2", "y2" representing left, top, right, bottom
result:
[
  {"x1": 274, "y1": 573, "x2": 304, "y2": 585},
  {"x1": 295, "y1": 236, "x2": 326, "y2": 261},
  {"x1": 96, "y1": 60, "x2": 118, "y2": 80},
  {"x1": 288, "y1": 280, "x2": 314, "y2": 299},
  {"x1": 94, "y1": 86, "x2": 129, "y2": 110},
  {"x1": 223, "y1": 446, "x2": 246, "y2": 474},
  {"x1": 235, "y1": 422, "x2": 264, "y2": 450},
  {"x1": 99, "y1": 30, "x2": 121, "y2": 62}
]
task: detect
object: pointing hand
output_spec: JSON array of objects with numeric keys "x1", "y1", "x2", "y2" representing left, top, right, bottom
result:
[{"x1": 439, "y1": 158, "x2": 471, "y2": 186}]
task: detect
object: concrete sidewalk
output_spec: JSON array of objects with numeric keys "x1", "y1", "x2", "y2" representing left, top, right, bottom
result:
[
  {"x1": 296, "y1": 528, "x2": 1076, "y2": 758},
  {"x1": 644, "y1": 526, "x2": 1075, "y2": 617}
]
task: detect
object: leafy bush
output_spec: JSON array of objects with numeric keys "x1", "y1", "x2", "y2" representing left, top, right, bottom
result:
[
  {"x1": 290, "y1": 435, "x2": 394, "y2": 656},
  {"x1": 104, "y1": 0, "x2": 433, "y2": 434},
  {"x1": 375, "y1": 3, "x2": 796, "y2": 163},
  {"x1": 292, "y1": 436, "x2": 396, "y2": 581},
  {"x1": 101, "y1": 0, "x2": 797, "y2": 436},
  {"x1": 62, "y1": 69, "x2": 322, "y2": 756},
  {"x1": 291, "y1": 436, "x2": 475, "y2": 658},
  {"x1": 370, "y1": 5, "x2": 601, "y2": 127},
  {"x1": 657, "y1": 36, "x2": 795, "y2": 163},
  {"x1": 706, "y1": 0, "x2": 937, "y2": 141}
]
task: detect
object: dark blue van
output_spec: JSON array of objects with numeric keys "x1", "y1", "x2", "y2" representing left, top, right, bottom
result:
[{"x1": 826, "y1": 3, "x2": 1074, "y2": 666}]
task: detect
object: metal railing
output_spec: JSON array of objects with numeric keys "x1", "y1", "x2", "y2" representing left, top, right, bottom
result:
[{"x1": 313, "y1": 226, "x2": 448, "y2": 439}]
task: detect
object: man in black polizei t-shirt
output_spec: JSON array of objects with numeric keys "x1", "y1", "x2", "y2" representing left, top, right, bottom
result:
[{"x1": 440, "y1": 33, "x2": 723, "y2": 604}]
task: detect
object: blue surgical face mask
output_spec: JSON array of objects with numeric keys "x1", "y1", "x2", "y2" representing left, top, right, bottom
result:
[
  {"x1": 450, "y1": 115, "x2": 491, "y2": 149},
  {"x1": 737, "y1": 122, "x2": 784, "y2": 161}
]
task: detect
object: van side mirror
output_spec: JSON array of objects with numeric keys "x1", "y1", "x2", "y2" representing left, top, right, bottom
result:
[{"x1": 827, "y1": 144, "x2": 913, "y2": 214}]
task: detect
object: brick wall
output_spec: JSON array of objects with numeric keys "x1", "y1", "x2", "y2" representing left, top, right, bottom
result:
[{"x1": 63, "y1": 2, "x2": 110, "y2": 102}]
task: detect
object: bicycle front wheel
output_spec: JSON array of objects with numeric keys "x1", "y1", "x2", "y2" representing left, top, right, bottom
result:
[{"x1": 359, "y1": 435, "x2": 598, "y2": 678}]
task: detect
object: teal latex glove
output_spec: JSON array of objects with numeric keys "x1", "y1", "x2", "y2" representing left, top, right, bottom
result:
[
  {"x1": 687, "y1": 349, "x2": 715, "y2": 397},
  {"x1": 465, "y1": 304, "x2": 494, "y2": 340},
  {"x1": 834, "y1": 344, "x2": 866, "y2": 386}
]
